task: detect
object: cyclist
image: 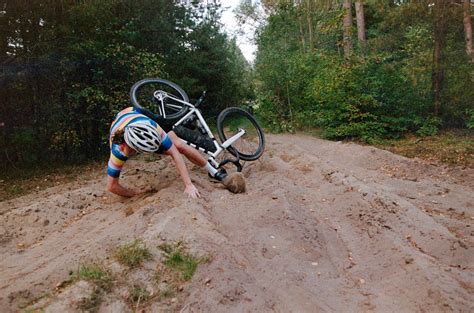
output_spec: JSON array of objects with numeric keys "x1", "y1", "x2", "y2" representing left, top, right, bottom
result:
[{"x1": 106, "y1": 107, "x2": 226, "y2": 198}]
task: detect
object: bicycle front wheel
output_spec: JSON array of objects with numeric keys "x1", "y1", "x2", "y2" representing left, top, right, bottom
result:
[
  {"x1": 217, "y1": 107, "x2": 265, "y2": 161},
  {"x1": 130, "y1": 78, "x2": 189, "y2": 120}
]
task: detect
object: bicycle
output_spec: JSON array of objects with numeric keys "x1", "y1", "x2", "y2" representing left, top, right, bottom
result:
[{"x1": 129, "y1": 78, "x2": 265, "y2": 173}]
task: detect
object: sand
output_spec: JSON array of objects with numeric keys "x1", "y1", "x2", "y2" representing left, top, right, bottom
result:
[{"x1": 1, "y1": 134, "x2": 473, "y2": 312}]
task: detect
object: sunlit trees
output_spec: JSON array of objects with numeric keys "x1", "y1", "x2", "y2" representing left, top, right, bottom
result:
[
  {"x1": 0, "y1": 0, "x2": 252, "y2": 169},
  {"x1": 250, "y1": 0, "x2": 473, "y2": 139}
]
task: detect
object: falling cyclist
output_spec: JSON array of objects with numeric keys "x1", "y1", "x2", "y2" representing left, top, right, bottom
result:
[{"x1": 106, "y1": 107, "x2": 227, "y2": 198}]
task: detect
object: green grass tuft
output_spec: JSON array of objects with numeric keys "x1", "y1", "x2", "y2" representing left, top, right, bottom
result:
[
  {"x1": 74, "y1": 263, "x2": 113, "y2": 291},
  {"x1": 158, "y1": 242, "x2": 209, "y2": 281},
  {"x1": 71, "y1": 263, "x2": 114, "y2": 313},
  {"x1": 115, "y1": 239, "x2": 152, "y2": 268}
]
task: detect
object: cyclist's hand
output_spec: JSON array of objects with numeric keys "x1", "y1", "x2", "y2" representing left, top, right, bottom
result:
[{"x1": 184, "y1": 184, "x2": 200, "y2": 199}]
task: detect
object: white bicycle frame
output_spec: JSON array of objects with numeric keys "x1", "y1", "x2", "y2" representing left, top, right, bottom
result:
[{"x1": 155, "y1": 91, "x2": 245, "y2": 168}]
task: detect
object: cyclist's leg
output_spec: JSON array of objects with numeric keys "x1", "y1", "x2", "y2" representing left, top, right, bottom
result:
[
  {"x1": 168, "y1": 131, "x2": 219, "y2": 177},
  {"x1": 167, "y1": 131, "x2": 207, "y2": 167}
]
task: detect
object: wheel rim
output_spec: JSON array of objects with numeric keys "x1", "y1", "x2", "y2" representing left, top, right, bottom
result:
[
  {"x1": 219, "y1": 110, "x2": 264, "y2": 160},
  {"x1": 131, "y1": 79, "x2": 188, "y2": 119}
]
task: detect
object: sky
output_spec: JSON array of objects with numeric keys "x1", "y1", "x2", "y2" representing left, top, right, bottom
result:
[{"x1": 220, "y1": 0, "x2": 257, "y2": 62}]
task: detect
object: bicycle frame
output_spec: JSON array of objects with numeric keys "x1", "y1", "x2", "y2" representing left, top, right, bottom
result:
[{"x1": 156, "y1": 92, "x2": 246, "y2": 168}]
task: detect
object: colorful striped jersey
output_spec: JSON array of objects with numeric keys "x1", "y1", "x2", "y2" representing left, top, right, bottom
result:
[{"x1": 107, "y1": 107, "x2": 173, "y2": 178}]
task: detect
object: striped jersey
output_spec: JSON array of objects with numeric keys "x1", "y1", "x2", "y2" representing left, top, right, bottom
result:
[{"x1": 107, "y1": 107, "x2": 173, "y2": 178}]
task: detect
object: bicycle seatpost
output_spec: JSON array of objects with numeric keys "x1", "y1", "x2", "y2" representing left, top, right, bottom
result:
[{"x1": 195, "y1": 91, "x2": 206, "y2": 107}]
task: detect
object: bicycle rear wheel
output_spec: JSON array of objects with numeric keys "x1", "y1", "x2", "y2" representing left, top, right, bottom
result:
[
  {"x1": 217, "y1": 107, "x2": 265, "y2": 161},
  {"x1": 130, "y1": 78, "x2": 189, "y2": 120}
]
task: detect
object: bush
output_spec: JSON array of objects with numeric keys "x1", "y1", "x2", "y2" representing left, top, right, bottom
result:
[
  {"x1": 416, "y1": 117, "x2": 442, "y2": 137},
  {"x1": 258, "y1": 53, "x2": 430, "y2": 142},
  {"x1": 466, "y1": 109, "x2": 474, "y2": 129}
]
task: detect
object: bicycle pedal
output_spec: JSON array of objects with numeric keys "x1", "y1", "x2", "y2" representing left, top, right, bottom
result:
[{"x1": 211, "y1": 168, "x2": 228, "y2": 182}]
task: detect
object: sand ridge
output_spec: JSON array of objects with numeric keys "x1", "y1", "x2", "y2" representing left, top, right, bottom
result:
[{"x1": 0, "y1": 134, "x2": 473, "y2": 312}]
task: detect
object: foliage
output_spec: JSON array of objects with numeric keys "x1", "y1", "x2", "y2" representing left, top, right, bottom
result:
[
  {"x1": 252, "y1": 0, "x2": 474, "y2": 142},
  {"x1": 467, "y1": 109, "x2": 474, "y2": 129},
  {"x1": 0, "y1": 0, "x2": 253, "y2": 171},
  {"x1": 416, "y1": 117, "x2": 442, "y2": 137}
]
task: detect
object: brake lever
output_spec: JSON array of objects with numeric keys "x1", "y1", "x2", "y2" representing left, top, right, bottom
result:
[{"x1": 195, "y1": 91, "x2": 206, "y2": 107}]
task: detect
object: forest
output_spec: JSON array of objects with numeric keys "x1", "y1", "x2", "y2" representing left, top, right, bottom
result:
[
  {"x1": 248, "y1": 0, "x2": 473, "y2": 140},
  {"x1": 0, "y1": 0, "x2": 473, "y2": 173},
  {"x1": 0, "y1": 0, "x2": 252, "y2": 171}
]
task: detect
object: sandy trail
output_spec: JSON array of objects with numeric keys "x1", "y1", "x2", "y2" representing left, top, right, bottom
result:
[{"x1": 1, "y1": 134, "x2": 473, "y2": 312}]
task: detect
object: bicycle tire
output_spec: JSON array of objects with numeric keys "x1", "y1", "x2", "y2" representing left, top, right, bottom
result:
[
  {"x1": 130, "y1": 78, "x2": 189, "y2": 120},
  {"x1": 217, "y1": 107, "x2": 265, "y2": 161}
]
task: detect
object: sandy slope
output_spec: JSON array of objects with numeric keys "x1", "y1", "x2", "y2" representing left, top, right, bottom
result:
[{"x1": 1, "y1": 134, "x2": 473, "y2": 312}]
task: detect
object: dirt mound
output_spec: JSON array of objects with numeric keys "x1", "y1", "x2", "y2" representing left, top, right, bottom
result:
[
  {"x1": 1, "y1": 134, "x2": 473, "y2": 312},
  {"x1": 222, "y1": 172, "x2": 246, "y2": 193}
]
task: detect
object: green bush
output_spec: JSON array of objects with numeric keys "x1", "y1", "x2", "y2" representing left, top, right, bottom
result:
[
  {"x1": 416, "y1": 117, "x2": 442, "y2": 137},
  {"x1": 253, "y1": 2, "x2": 473, "y2": 142},
  {"x1": 258, "y1": 53, "x2": 430, "y2": 142},
  {"x1": 467, "y1": 110, "x2": 474, "y2": 129}
]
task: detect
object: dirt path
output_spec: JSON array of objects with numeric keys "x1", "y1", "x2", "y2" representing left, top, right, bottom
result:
[{"x1": 1, "y1": 134, "x2": 473, "y2": 312}]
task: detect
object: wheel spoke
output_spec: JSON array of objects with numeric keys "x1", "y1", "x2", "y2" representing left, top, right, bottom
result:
[
  {"x1": 217, "y1": 107, "x2": 265, "y2": 161},
  {"x1": 130, "y1": 78, "x2": 189, "y2": 120}
]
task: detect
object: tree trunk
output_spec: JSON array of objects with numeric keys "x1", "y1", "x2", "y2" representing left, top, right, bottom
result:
[
  {"x1": 355, "y1": 1, "x2": 366, "y2": 47},
  {"x1": 432, "y1": 0, "x2": 448, "y2": 116},
  {"x1": 463, "y1": 0, "x2": 473, "y2": 57},
  {"x1": 343, "y1": 0, "x2": 353, "y2": 58},
  {"x1": 306, "y1": 0, "x2": 313, "y2": 51},
  {"x1": 298, "y1": 16, "x2": 306, "y2": 52}
]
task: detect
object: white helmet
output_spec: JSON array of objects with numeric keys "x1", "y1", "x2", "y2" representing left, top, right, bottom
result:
[{"x1": 124, "y1": 122, "x2": 162, "y2": 153}]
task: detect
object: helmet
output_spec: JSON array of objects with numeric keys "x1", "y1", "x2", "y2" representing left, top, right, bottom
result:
[{"x1": 124, "y1": 122, "x2": 162, "y2": 153}]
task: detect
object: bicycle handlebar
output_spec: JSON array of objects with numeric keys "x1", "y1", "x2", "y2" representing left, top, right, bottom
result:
[{"x1": 195, "y1": 91, "x2": 206, "y2": 107}]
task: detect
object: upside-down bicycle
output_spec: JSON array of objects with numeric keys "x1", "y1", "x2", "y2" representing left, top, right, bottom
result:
[{"x1": 129, "y1": 78, "x2": 265, "y2": 172}]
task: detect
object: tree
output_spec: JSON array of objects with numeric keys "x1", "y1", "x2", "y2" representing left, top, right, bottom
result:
[
  {"x1": 253, "y1": 0, "x2": 473, "y2": 139},
  {"x1": 342, "y1": 0, "x2": 353, "y2": 58},
  {"x1": 432, "y1": 0, "x2": 449, "y2": 116},
  {"x1": 0, "y1": 0, "x2": 253, "y2": 171},
  {"x1": 355, "y1": 1, "x2": 366, "y2": 48},
  {"x1": 305, "y1": 0, "x2": 314, "y2": 50},
  {"x1": 463, "y1": 0, "x2": 472, "y2": 57}
]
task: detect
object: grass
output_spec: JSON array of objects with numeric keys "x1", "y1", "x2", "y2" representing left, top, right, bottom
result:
[
  {"x1": 70, "y1": 263, "x2": 114, "y2": 313},
  {"x1": 74, "y1": 263, "x2": 114, "y2": 291},
  {"x1": 375, "y1": 129, "x2": 473, "y2": 167},
  {"x1": 158, "y1": 242, "x2": 210, "y2": 281},
  {"x1": 159, "y1": 284, "x2": 176, "y2": 299},
  {"x1": 78, "y1": 288, "x2": 102, "y2": 313},
  {"x1": 129, "y1": 284, "x2": 151, "y2": 304},
  {"x1": 297, "y1": 127, "x2": 473, "y2": 168},
  {"x1": 25, "y1": 240, "x2": 209, "y2": 311},
  {"x1": 115, "y1": 239, "x2": 152, "y2": 268},
  {"x1": 0, "y1": 160, "x2": 105, "y2": 200}
]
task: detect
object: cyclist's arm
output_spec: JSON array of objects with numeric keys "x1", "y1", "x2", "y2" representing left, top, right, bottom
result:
[{"x1": 165, "y1": 145, "x2": 200, "y2": 199}]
